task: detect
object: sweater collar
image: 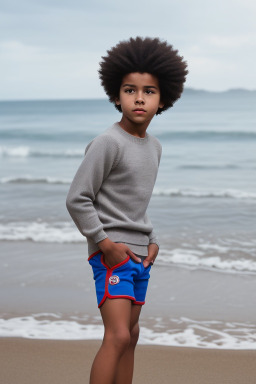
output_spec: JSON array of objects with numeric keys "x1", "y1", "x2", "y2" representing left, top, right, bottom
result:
[{"x1": 113, "y1": 123, "x2": 149, "y2": 144}]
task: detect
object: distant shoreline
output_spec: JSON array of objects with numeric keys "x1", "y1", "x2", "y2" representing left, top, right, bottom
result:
[
  {"x1": 0, "y1": 87, "x2": 256, "y2": 103},
  {"x1": 184, "y1": 87, "x2": 256, "y2": 94}
]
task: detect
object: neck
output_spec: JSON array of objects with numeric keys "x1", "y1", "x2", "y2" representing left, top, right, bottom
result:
[{"x1": 118, "y1": 116, "x2": 150, "y2": 138}]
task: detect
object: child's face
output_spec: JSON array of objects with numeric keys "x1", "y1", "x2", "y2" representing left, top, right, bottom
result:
[{"x1": 116, "y1": 72, "x2": 164, "y2": 128}]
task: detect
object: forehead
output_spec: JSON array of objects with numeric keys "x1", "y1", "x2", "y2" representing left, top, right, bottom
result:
[{"x1": 121, "y1": 72, "x2": 159, "y2": 88}]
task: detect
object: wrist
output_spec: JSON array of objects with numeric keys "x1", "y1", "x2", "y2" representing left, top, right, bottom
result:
[
  {"x1": 148, "y1": 242, "x2": 159, "y2": 251},
  {"x1": 98, "y1": 238, "x2": 114, "y2": 253},
  {"x1": 149, "y1": 242, "x2": 159, "y2": 249}
]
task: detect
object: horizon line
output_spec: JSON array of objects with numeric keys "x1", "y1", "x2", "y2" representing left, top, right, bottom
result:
[{"x1": 0, "y1": 87, "x2": 255, "y2": 103}]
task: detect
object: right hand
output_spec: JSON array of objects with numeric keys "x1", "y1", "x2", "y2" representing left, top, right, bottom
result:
[{"x1": 98, "y1": 238, "x2": 141, "y2": 268}]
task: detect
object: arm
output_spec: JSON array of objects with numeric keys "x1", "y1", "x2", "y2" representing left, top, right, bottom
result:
[
  {"x1": 143, "y1": 229, "x2": 159, "y2": 267},
  {"x1": 66, "y1": 135, "x2": 117, "y2": 244},
  {"x1": 143, "y1": 243, "x2": 159, "y2": 268},
  {"x1": 143, "y1": 214, "x2": 160, "y2": 268},
  {"x1": 66, "y1": 135, "x2": 141, "y2": 266},
  {"x1": 149, "y1": 229, "x2": 160, "y2": 248},
  {"x1": 143, "y1": 138, "x2": 162, "y2": 267}
]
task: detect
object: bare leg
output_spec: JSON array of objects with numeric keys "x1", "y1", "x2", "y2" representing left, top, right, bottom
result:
[
  {"x1": 114, "y1": 305, "x2": 142, "y2": 384},
  {"x1": 89, "y1": 299, "x2": 132, "y2": 384}
]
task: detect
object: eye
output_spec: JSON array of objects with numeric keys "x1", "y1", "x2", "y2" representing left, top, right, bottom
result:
[
  {"x1": 124, "y1": 88, "x2": 135, "y2": 94},
  {"x1": 145, "y1": 89, "x2": 155, "y2": 94}
]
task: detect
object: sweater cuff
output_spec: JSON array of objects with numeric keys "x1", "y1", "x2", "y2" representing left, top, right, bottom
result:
[
  {"x1": 93, "y1": 230, "x2": 108, "y2": 245},
  {"x1": 149, "y1": 231, "x2": 160, "y2": 249}
]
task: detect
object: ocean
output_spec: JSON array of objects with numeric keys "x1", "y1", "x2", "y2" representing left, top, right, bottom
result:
[{"x1": 1, "y1": 89, "x2": 256, "y2": 349}]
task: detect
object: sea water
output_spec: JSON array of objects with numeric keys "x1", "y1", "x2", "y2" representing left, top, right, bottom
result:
[{"x1": 1, "y1": 89, "x2": 256, "y2": 349}]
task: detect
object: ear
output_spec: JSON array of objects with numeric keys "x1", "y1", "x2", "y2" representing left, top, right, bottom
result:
[
  {"x1": 115, "y1": 98, "x2": 121, "y2": 106},
  {"x1": 158, "y1": 100, "x2": 164, "y2": 109}
]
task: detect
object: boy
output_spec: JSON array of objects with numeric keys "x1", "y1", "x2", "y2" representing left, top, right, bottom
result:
[{"x1": 66, "y1": 36, "x2": 187, "y2": 384}]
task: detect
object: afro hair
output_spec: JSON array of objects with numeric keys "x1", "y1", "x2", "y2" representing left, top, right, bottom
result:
[{"x1": 99, "y1": 36, "x2": 188, "y2": 115}]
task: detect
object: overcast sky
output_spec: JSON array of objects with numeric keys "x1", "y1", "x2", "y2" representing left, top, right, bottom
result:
[{"x1": 0, "y1": 0, "x2": 255, "y2": 100}]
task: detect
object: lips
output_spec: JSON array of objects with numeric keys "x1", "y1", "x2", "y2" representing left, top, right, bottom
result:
[{"x1": 133, "y1": 108, "x2": 146, "y2": 114}]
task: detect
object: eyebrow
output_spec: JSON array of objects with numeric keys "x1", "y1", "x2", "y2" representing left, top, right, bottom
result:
[{"x1": 122, "y1": 83, "x2": 158, "y2": 89}]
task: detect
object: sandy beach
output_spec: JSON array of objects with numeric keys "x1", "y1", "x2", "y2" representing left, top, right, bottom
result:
[{"x1": 1, "y1": 338, "x2": 256, "y2": 384}]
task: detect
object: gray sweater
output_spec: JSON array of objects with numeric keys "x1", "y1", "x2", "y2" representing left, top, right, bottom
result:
[{"x1": 66, "y1": 122, "x2": 162, "y2": 256}]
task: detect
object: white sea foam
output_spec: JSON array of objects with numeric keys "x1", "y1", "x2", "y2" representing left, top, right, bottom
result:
[
  {"x1": 153, "y1": 187, "x2": 256, "y2": 199},
  {"x1": 1, "y1": 176, "x2": 256, "y2": 200},
  {"x1": 0, "y1": 175, "x2": 71, "y2": 184},
  {"x1": 0, "y1": 221, "x2": 255, "y2": 274},
  {"x1": 0, "y1": 146, "x2": 83, "y2": 158},
  {"x1": 0, "y1": 314, "x2": 255, "y2": 350},
  {"x1": 0, "y1": 221, "x2": 83, "y2": 243},
  {"x1": 157, "y1": 248, "x2": 256, "y2": 274},
  {"x1": 0, "y1": 146, "x2": 31, "y2": 157}
]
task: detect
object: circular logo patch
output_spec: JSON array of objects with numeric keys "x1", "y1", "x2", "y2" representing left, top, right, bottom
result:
[{"x1": 109, "y1": 275, "x2": 120, "y2": 285}]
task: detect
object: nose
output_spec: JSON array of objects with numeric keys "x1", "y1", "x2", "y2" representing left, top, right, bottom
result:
[{"x1": 135, "y1": 91, "x2": 145, "y2": 104}]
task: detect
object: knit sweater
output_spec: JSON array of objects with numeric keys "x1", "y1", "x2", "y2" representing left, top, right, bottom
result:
[{"x1": 66, "y1": 122, "x2": 162, "y2": 256}]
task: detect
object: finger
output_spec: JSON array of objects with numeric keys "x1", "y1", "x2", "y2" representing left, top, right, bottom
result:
[
  {"x1": 126, "y1": 249, "x2": 141, "y2": 263},
  {"x1": 143, "y1": 256, "x2": 154, "y2": 268}
]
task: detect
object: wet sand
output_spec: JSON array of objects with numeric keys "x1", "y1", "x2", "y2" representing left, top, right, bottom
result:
[{"x1": 1, "y1": 338, "x2": 256, "y2": 384}]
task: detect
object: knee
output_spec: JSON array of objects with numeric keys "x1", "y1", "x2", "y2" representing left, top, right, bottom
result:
[
  {"x1": 104, "y1": 328, "x2": 131, "y2": 355},
  {"x1": 130, "y1": 323, "x2": 140, "y2": 348}
]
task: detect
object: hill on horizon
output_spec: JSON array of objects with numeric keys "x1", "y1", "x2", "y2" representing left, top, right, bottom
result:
[{"x1": 184, "y1": 87, "x2": 256, "y2": 94}]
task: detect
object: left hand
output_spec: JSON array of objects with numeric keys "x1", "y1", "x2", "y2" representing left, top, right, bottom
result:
[{"x1": 143, "y1": 243, "x2": 159, "y2": 268}]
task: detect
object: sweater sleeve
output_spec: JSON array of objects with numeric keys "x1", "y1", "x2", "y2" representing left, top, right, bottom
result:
[
  {"x1": 66, "y1": 135, "x2": 120, "y2": 244},
  {"x1": 148, "y1": 230, "x2": 160, "y2": 249},
  {"x1": 148, "y1": 137, "x2": 161, "y2": 249},
  {"x1": 144, "y1": 211, "x2": 160, "y2": 249}
]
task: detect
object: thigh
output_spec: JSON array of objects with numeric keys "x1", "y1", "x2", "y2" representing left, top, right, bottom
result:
[
  {"x1": 100, "y1": 298, "x2": 142, "y2": 333},
  {"x1": 100, "y1": 298, "x2": 132, "y2": 332},
  {"x1": 130, "y1": 304, "x2": 142, "y2": 330},
  {"x1": 100, "y1": 298, "x2": 142, "y2": 351}
]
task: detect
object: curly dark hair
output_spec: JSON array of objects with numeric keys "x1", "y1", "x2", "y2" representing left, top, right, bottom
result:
[{"x1": 98, "y1": 36, "x2": 188, "y2": 114}]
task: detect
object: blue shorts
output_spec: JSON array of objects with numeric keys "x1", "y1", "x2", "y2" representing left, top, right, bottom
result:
[{"x1": 88, "y1": 251, "x2": 151, "y2": 308}]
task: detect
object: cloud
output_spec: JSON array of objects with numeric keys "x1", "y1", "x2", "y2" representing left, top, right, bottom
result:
[
  {"x1": 0, "y1": 0, "x2": 256, "y2": 99},
  {"x1": 207, "y1": 35, "x2": 255, "y2": 48},
  {"x1": 0, "y1": 40, "x2": 44, "y2": 60},
  {"x1": 0, "y1": 40, "x2": 105, "y2": 99}
]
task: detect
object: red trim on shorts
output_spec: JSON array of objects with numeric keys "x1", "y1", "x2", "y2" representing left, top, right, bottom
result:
[
  {"x1": 133, "y1": 301, "x2": 145, "y2": 306},
  {"x1": 100, "y1": 254, "x2": 130, "y2": 270},
  {"x1": 88, "y1": 250, "x2": 101, "y2": 261},
  {"x1": 98, "y1": 267, "x2": 112, "y2": 307},
  {"x1": 98, "y1": 295, "x2": 136, "y2": 308},
  {"x1": 97, "y1": 254, "x2": 135, "y2": 308}
]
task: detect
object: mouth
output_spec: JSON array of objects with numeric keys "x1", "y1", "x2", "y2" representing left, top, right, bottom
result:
[{"x1": 133, "y1": 108, "x2": 146, "y2": 114}]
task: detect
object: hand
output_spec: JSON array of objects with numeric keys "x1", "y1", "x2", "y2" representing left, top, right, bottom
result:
[
  {"x1": 143, "y1": 243, "x2": 159, "y2": 268},
  {"x1": 98, "y1": 238, "x2": 141, "y2": 268}
]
